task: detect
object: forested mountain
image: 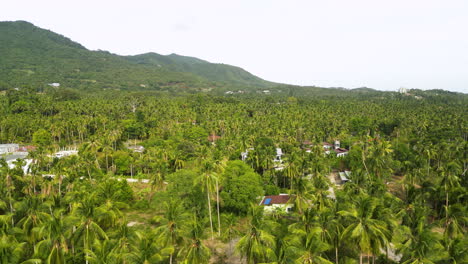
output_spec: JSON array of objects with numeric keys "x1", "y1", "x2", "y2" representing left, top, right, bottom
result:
[
  {"x1": 125, "y1": 53, "x2": 272, "y2": 87},
  {"x1": 0, "y1": 20, "x2": 270, "y2": 91}
]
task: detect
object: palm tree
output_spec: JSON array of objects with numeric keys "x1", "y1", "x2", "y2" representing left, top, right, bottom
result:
[
  {"x1": 318, "y1": 205, "x2": 344, "y2": 264},
  {"x1": 441, "y1": 203, "x2": 466, "y2": 239},
  {"x1": 221, "y1": 213, "x2": 240, "y2": 244},
  {"x1": 0, "y1": 158, "x2": 16, "y2": 226},
  {"x1": 398, "y1": 221, "x2": 447, "y2": 264},
  {"x1": 16, "y1": 195, "x2": 52, "y2": 247},
  {"x1": 339, "y1": 195, "x2": 391, "y2": 264},
  {"x1": 440, "y1": 236, "x2": 467, "y2": 264},
  {"x1": 178, "y1": 215, "x2": 211, "y2": 264},
  {"x1": 291, "y1": 177, "x2": 314, "y2": 214},
  {"x1": 195, "y1": 160, "x2": 218, "y2": 239},
  {"x1": 34, "y1": 210, "x2": 70, "y2": 264},
  {"x1": 438, "y1": 161, "x2": 461, "y2": 225},
  {"x1": 155, "y1": 200, "x2": 188, "y2": 264},
  {"x1": 72, "y1": 197, "x2": 108, "y2": 264},
  {"x1": 236, "y1": 205, "x2": 277, "y2": 264},
  {"x1": 288, "y1": 227, "x2": 333, "y2": 264},
  {"x1": 127, "y1": 231, "x2": 173, "y2": 264},
  {"x1": 0, "y1": 234, "x2": 41, "y2": 264}
]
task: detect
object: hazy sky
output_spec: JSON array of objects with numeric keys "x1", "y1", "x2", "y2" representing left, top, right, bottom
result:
[{"x1": 3, "y1": 0, "x2": 468, "y2": 92}]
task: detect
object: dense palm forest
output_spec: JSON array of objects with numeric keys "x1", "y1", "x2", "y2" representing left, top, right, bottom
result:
[
  {"x1": 0, "y1": 85, "x2": 466, "y2": 264},
  {"x1": 0, "y1": 20, "x2": 467, "y2": 264}
]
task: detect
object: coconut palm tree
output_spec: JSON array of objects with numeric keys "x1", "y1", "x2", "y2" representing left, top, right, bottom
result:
[
  {"x1": 0, "y1": 234, "x2": 28, "y2": 263},
  {"x1": 194, "y1": 160, "x2": 218, "y2": 239},
  {"x1": 178, "y1": 215, "x2": 211, "y2": 264},
  {"x1": 288, "y1": 227, "x2": 333, "y2": 264},
  {"x1": 127, "y1": 231, "x2": 173, "y2": 264},
  {"x1": 0, "y1": 158, "x2": 16, "y2": 226},
  {"x1": 398, "y1": 221, "x2": 447, "y2": 264},
  {"x1": 236, "y1": 205, "x2": 277, "y2": 264},
  {"x1": 34, "y1": 209, "x2": 70, "y2": 264},
  {"x1": 16, "y1": 195, "x2": 52, "y2": 247},
  {"x1": 339, "y1": 195, "x2": 391, "y2": 264},
  {"x1": 438, "y1": 161, "x2": 461, "y2": 224},
  {"x1": 155, "y1": 200, "x2": 188, "y2": 264},
  {"x1": 318, "y1": 205, "x2": 344, "y2": 264},
  {"x1": 72, "y1": 197, "x2": 108, "y2": 264}
]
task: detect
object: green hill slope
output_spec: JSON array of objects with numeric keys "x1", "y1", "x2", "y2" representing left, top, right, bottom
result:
[
  {"x1": 125, "y1": 53, "x2": 272, "y2": 87},
  {"x1": 0, "y1": 21, "x2": 270, "y2": 91}
]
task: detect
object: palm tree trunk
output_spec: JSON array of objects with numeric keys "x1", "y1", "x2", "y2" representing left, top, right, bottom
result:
[
  {"x1": 58, "y1": 176, "x2": 62, "y2": 194},
  {"x1": 207, "y1": 184, "x2": 214, "y2": 239},
  {"x1": 85, "y1": 225, "x2": 89, "y2": 264},
  {"x1": 360, "y1": 253, "x2": 363, "y2": 264},
  {"x1": 9, "y1": 195, "x2": 14, "y2": 226},
  {"x1": 216, "y1": 180, "x2": 221, "y2": 237},
  {"x1": 445, "y1": 189, "x2": 449, "y2": 226},
  {"x1": 386, "y1": 245, "x2": 389, "y2": 262},
  {"x1": 335, "y1": 247, "x2": 338, "y2": 264}
]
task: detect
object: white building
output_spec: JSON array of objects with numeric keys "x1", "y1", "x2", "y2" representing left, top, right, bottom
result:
[
  {"x1": 274, "y1": 148, "x2": 283, "y2": 163},
  {"x1": 52, "y1": 148, "x2": 78, "y2": 158},
  {"x1": 241, "y1": 148, "x2": 254, "y2": 161},
  {"x1": 334, "y1": 140, "x2": 340, "y2": 149},
  {"x1": 128, "y1": 145, "x2": 145, "y2": 153},
  {"x1": 0, "y1": 144, "x2": 19, "y2": 154},
  {"x1": 241, "y1": 147, "x2": 284, "y2": 163},
  {"x1": 3, "y1": 152, "x2": 31, "y2": 174},
  {"x1": 334, "y1": 148, "x2": 349, "y2": 157}
]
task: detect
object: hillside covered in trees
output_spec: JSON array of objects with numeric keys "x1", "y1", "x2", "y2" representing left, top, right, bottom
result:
[
  {"x1": 0, "y1": 20, "x2": 467, "y2": 264},
  {"x1": 0, "y1": 21, "x2": 271, "y2": 92}
]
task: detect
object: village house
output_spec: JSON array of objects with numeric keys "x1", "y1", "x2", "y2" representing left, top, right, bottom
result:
[
  {"x1": 273, "y1": 148, "x2": 283, "y2": 163},
  {"x1": 241, "y1": 148, "x2": 254, "y2": 161},
  {"x1": 241, "y1": 147, "x2": 284, "y2": 164},
  {"x1": 18, "y1": 145, "x2": 36, "y2": 152},
  {"x1": 303, "y1": 140, "x2": 349, "y2": 157},
  {"x1": 2, "y1": 152, "x2": 32, "y2": 174},
  {"x1": 52, "y1": 148, "x2": 78, "y2": 158},
  {"x1": 128, "y1": 145, "x2": 145, "y2": 153},
  {"x1": 334, "y1": 147, "x2": 348, "y2": 157},
  {"x1": 259, "y1": 194, "x2": 294, "y2": 213},
  {"x1": 0, "y1": 144, "x2": 19, "y2": 154}
]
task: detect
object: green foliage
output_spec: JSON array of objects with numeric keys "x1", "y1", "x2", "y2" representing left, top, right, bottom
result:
[
  {"x1": 32, "y1": 129, "x2": 52, "y2": 147},
  {"x1": 220, "y1": 161, "x2": 264, "y2": 215},
  {"x1": 166, "y1": 170, "x2": 205, "y2": 211},
  {"x1": 0, "y1": 19, "x2": 466, "y2": 264},
  {"x1": 0, "y1": 21, "x2": 271, "y2": 92}
]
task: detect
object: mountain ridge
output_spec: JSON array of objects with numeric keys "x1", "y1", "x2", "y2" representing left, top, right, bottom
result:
[{"x1": 0, "y1": 20, "x2": 271, "y2": 90}]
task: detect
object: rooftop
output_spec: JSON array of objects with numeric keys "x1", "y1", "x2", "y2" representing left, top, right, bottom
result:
[
  {"x1": 334, "y1": 148, "x2": 348, "y2": 153},
  {"x1": 260, "y1": 194, "x2": 291, "y2": 205}
]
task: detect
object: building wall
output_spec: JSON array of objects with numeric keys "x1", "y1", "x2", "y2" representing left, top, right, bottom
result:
[
  {"x1": 263, "y1": 203, "x2": 294, "y2": 213},
  {"x1": 0, "y1": 144, "x2": 19, "y2": 154}
]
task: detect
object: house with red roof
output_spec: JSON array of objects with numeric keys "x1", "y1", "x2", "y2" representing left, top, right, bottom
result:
[{"x1": 259, "y1": 194, "x2": 294, "y2": 213}]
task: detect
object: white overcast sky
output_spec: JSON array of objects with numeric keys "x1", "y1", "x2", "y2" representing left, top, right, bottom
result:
[{"x1": 2, "y1": 0, "x2": 468, "y2": 92}]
